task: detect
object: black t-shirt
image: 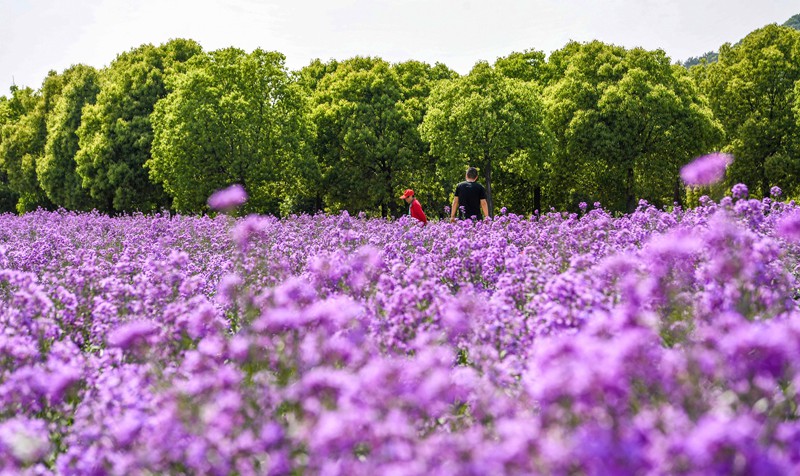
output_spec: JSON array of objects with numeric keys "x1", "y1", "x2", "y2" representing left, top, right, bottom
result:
[{"x1": 454, "y1": 181, "x2": 486, "y2": 219}]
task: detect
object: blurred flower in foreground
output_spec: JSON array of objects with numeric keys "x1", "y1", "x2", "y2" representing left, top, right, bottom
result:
[
  {"x1": 0, "y1": 417, "x2": 51, "y2": 465},
  {"x1": 107, "y1": 321, "x2": 159, "y2": 350},
  {"x1": 208, "y1": 184, "x2": 248, "y2": 211},
  {"x1": 776, "y1": 211, "x2": 800, "y2": 240},
  {"x1": 680, "y1": 153, "x2": 733, "y2": 186}
]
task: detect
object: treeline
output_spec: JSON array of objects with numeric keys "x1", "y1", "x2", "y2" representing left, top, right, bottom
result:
[{"x1": 1, "y1": 23, "x2": 800, "y2": 217}]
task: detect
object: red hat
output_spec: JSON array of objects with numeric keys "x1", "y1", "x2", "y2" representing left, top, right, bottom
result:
[{"x1": 399, "y1": 189, "x2": 414, "y2": 199}]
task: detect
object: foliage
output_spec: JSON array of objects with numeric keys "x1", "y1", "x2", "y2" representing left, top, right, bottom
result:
[
  {"x1": 784, "y1": 13, "x2": 800, "y2": 31},
  {"x1": 148, "y1": 47, "x2": 315, "y2": 215},
  {"x1": 683, "y1": 50, "x2": 719, "y2": 68},
  {"x1": 0, "y1": 74, "x2": 61, "y2": 213},
  {"x1": 0, "y1": 16, "x2": 798, "y2": 216},
  {"x1": 0, "y1": 91, "x2": 24, "y2": 211},
  {"x1": 698, "y1": 25, "x2": 800, "y2": 198},
  {"x1": 75, "y1": 39, "x2": 203, "y2": 213},
  {"x1": 311, "y1": 57, "x2": 438, "y2": 217},
  {"x1": 493, "y1": 49, "x2": 547, "y2": 83},
  {"x1": 544, "y1": 41, "x2": 722, "y2": 212},
  {"x1": 420, "y1": 61, "x2": 552, "y2": 216},
  {"x1": 389, "y1": 60, "x2": 458, "y2": 217},
  {"x1": 38, "y1": 65, "x2": 101, "y2": 211}
]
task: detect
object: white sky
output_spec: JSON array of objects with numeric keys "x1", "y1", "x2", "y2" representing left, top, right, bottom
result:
[{"x1": 1, "y1": 0, "x2": 798, "y2": 95}]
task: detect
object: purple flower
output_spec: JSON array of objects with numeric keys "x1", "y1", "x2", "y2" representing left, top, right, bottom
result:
[
  {"x1": 107, "y1": 321, "x2": 159, "y2": 350},
  {"x1": 44, "y1": 365, "x2": 82, "y2": 403},
  {"x1": 776, "y1": 212, "x2": 800, "y2": 240},
  {"x1": 0, "y1": 417, "x2": 51, "y2": 465},
  {"x1": 770, "y1": 186, "x2": 782, "y2": 198},
  {"x1": 680, "y1": 153, "x2": 733, "y2": 186},
  {"x1": 731, "y1": 183, "x2": 748, "y2": 199},
  {"x1": 207, "y1": 184, "x2": 248, "y2": 211}
]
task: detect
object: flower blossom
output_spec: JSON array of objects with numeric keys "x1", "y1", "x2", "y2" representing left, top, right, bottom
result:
[
  {"x1": 207, "y1": 184, "x2": 248, "y2": 211},
  {"x1": 680, "y1": 153, "x2": 733, "y2": 186}
]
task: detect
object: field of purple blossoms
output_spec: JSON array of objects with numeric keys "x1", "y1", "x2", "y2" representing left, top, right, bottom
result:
[{"x1": 3, "y1": 184, "x2": 800, "y2": 475}]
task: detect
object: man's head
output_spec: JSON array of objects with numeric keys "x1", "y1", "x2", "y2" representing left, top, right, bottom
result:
[
  {"x1": 400, "y1": 189, "x2": 415, "y2": 203},
  {"x1": 466, "y1": 167, "x2": 479, "y2": 181}
]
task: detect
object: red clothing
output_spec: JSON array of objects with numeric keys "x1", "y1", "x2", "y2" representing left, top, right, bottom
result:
[{"x1": 409, "y1": 199, "x2": 427, "y2": 224}]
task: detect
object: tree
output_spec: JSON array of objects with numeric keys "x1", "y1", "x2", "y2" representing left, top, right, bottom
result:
[
  {"x1": 494, "y1": 49, "x2": 547, "y2": 83},
  {"x1": 311, "y1": 57, "x2": 428, "y2": 217},
  {"x1": 493, "y1": 49, "x2": 553, "y2": 211},
  {"x1": 390, "y1": 60, "x2": 457, "y2": 217},
  {"x1": 683, "y1": 51, "x2": 719, "y2": 69},
  {"x1": 75, "y1": 39, "x2": 203, "y2": 213},
  {"x1": 148, "y1": 48, "x2": 314, "y2": 215},
  {"x1": 544, "y1": 41, "x2": 722, "y2": 212},
  {"x1": 296, "y1": 59, "x2": 340, "y2": 95},
  {"x1": 0, "y1": 90, "x2": 28, "y2": 211},
  {"x1": 698, "y1": 25, "x2": 800, "y2": 197},
  {"x1": 420, "y1": 61, "x2": 552, "y2": 216},
  {"x1": 0, "y1": 73, "x2": 62, "y2": 213},
  {"x1": 784, "y1": 13, "x2": 800, "y2": 31},
  {"x1": 37, "y1": 65, "x2": 101, "y2": 210}
]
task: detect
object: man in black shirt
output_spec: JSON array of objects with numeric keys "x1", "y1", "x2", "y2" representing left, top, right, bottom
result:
[{"x1": 450, "y1": 167, "x2": 489, "y2": 221}]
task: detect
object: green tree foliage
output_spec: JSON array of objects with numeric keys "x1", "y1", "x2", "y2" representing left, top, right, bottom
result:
[
  {"x1": 390, "y1": 60, "x2": 457, "y2": 217},
  {"x1": 38, "y1": 65, "x2": 101, "y2": 210},
  {"x1": 494, "y1": 49, "x2": 547, "y2": 83},
  {"x1": 148, "y1": 47, "x2": 315, "y2": 215},
  {"x1": 0, "y1": 91, "x2": 26, "y2": 211},
  {"x1": 544, "y1": 41, "x2": 722, "y2": 212},
  {"x1": 420, "y1": 61, "x2": 552, "y2": 216},
  {"x1": 784, "y1": 13, "x2": 800, "y2": 30},
  {"x1": 2, "y1": 14, "x2": 798, "y2": 217},
  {"x1": 311, "y1": 57, "x2": 434, "y2": 217},
  {"x1": 297, "y1": 59, "x2": 340, "y2": 95},
  {"x1": 493, "y1": 49, "x2": 552, "y2": 211},
  {"x1": 683, "y1": 51, "x2": 719, "y2": 69},
  {"x1": 0, "y1": 73, "x2": 62, "y2": 213},
  {"x1": 75, "y1": 39, "x2": 203, "y2": 213},
  {"x1": 698, "y1": 25, "x2": 800, "y2": 197}
]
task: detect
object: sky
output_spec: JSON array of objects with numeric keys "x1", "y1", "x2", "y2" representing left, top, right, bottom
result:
[{"x1": 0, "y1": 0, "x2": 798, "y2": 95}]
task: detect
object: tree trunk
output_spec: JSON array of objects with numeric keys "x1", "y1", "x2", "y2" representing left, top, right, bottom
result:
[
  {"x1": 625, "y1": 166, "x2": 636, "y2": 213},
  {"x1": 760, "y1": 157, "x2": 769, "y2": 199},
  {"x1": 484, "y1": 153, "x2": 493, "y2": 218},
  {"x1": 673, "y1": 176, "x2": 683, "y2": 207},
  {"x1": 533, "y1": 184, "x2": 541, "y2": 216}
]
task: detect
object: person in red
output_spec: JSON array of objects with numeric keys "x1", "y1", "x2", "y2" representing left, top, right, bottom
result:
[{"x1": 399, "y1": 189, "x2": 427, "y2": 225}]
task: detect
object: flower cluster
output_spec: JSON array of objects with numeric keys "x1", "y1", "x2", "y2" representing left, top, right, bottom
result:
[{"x1": 0, "y1": 188, "x2": 799, "y2": 474}]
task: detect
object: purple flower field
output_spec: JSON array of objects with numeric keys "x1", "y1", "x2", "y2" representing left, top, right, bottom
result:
[{"x1": 2, "y1": 187, "x2": 800, "y2": 475}]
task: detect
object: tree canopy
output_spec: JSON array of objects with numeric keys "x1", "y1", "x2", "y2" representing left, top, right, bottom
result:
[
  {"x1": 420, "y1": 61, "x2": 552, "y2": 216},
  {"x1": 544, "y1": 41, "x2": 722, "y2": 211},
  {"x1": 75, "y1": 39, "x2": 203, "y2": 212},
  {"x1": 311, "y1": 57, "x2": 445, "y2": 217},
  {"x1": 1, "y1": 15, "x2": 799, "y2": 217},
  {"x1": 148, "y1": 47, "x2": 313, "y2": 215},
  {"x1": 697, "y1": 25, "x2": 800, "y2": 197},
  {"x1": 38, "y1": 65, "x2": 101, "y2": 211}
]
